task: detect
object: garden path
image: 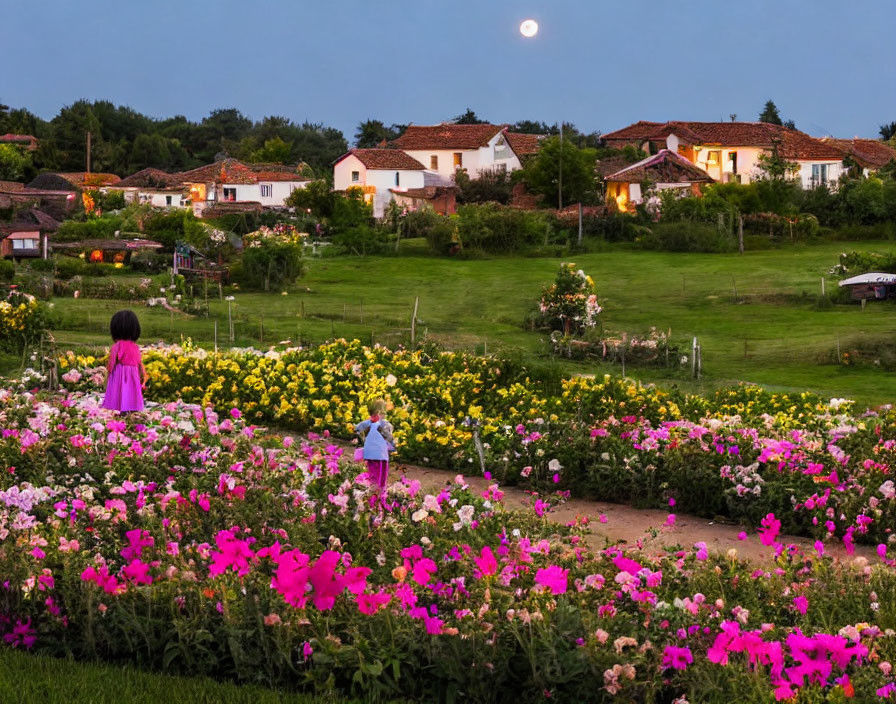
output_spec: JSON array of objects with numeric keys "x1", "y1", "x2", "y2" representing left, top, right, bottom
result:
[{"x1": 389, "y1": 460, "x2": 878, "y2": 565}]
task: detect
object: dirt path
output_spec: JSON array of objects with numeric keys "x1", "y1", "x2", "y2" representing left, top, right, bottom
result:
[{"x1": 389, "y1": 461, "x2": 878, "y2": 565}]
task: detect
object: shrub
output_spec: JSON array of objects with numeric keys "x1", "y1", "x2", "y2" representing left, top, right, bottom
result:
[
  {"x1": 455, "y1": 203, "x2": 551, "y2": 253},
  {"x1": 0, "y1": 258, "x2": 15, "y2": 281},
  {"x1": 54, "y1": 216, "x2": 124, "y2": 244},
  {"x1": 239, "y1": 227, "x2": 306, "y2": 291},
  {"x1": 330, "y1": 224, "x2": 392, "y2": 256},
  {"x1": 537, "y1": 263, "x2": 600, "y2": 335},
  {"x1": 640, "y1": 221, "x2": 735, "y2": 253},
  {"x1": 0, "y1": 290, "x2": 48, "y2": 352}
]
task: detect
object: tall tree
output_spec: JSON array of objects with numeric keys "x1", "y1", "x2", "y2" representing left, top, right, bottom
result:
[
  {"x1": 197, "y1": 108, "x2": 253, "y2": 162},
  {"x1": 521, "y1": 135, "x2": 598, "y2": 208},
  {"x1": 453, "y1": 108, "x2": 487, "y2": 124},
  {"x1": 759, "y1": 100, "x2": 783, "y2": 126},
  {"x1": 880, "y1": 122, "x2": 896, "y2": 141},
  {"x1": 354, "y1": 119, "x2": 406, "y2": 148}
]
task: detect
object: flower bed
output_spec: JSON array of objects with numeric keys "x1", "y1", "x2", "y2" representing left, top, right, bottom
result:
[
  {"x1": 1, "y1": 389, "x2": 896, "y2": 701},
  {"x1": 55, "y1": 341, "x2": 896, "y2": 544}
]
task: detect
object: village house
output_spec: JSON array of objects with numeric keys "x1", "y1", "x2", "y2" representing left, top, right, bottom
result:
[
  {"x1": 0, "y1": 207, "x2": 59, "y2": 260},
  {"x1": 389, "y1": 123, "x2": 527, "y2": 180},
  {"x1": 179, "y1": 159, "x2": 311, "y2": 215},
  {"x1": 332, "y1": 149, "x2": 455, "y2": 217},
  {"x1": 0, "y1": 133, "x2": 38, "y2": 151},
  {"x1": 601, "y1": 121, "x2": 845, "y2": 189},
  {"x1": 112, "y1": 168, "x2": 186, "y2": 207},
  {"x1": 603, "y1": 149, "x2": 714, "y2": 212}
]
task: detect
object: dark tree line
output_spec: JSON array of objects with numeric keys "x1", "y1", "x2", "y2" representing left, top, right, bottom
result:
[{"x1": 0, "y1": 99, "x2": 348, "y2": 180}]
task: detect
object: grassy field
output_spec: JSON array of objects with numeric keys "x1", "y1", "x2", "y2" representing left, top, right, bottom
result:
[
  {"x1": 0, "y1": 647, "x2": 400, "y2": 704},
  {"x1": 35, "y1": 239, "x2": 896, "y2": 407}
]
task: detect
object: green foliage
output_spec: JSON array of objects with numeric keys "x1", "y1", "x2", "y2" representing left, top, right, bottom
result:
[
  {"x1": 880, "y1": 121, "x2": 896, "y2": 141},
  {"x1": 0, "y1": 143, "x2": 29, "y2": 181},
  {"x1": 538, "y1": 262, "x2": 600, "y2": 335},
  {"x1": 455, "y1": 203, "x2": 553, "y2": 253},
  {"x1": 454, "y1": 167, "x2": 513, "y2": 205},
  {"x1": 249, "y1": 137, "x2": 294, "y2": 164},
  {"x1": 240, "y1": 228, "x2": 307, "y2": 291},
  {"x1": 452, "y1": 108, "x2": 487, "y2": 124},
  {"x1": 285, "y1": 180, "x2": 336, "y2": 218},
  {"x1": 758, "y1": 99, "x2": 783, "y2": 126},
  {"x1": 521, "y1": 136, "x2": 598, "y2": 207},
  {"x1": 54, "y1": 215, "x2": 124, "y2": 243},
  {"x1": 641, "y1": 221, "x2": 736, "y2": 253},
  {"x1": 354, "y1": 120, "x2": 406, "y2": 148},
  {"x1": 0, "y1": 258, "x2": 15, "y2": 281}
]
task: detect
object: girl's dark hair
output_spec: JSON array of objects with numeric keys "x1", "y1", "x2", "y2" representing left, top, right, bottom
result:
[{"x1": 110, "y1": 309, "x2": 141, "y2": 342}]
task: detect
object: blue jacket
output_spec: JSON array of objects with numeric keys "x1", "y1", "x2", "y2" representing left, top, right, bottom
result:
[{"x1": 355, "y1": 418, "x2": 395, "y2": 460}]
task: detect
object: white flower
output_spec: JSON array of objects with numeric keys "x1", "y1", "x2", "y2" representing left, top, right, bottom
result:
[
  {"x1": 548, "y1": 458, "x2": 562, "y2": 473},
  {"x1": 880, "y1": 480, "x2": 895, "y2": 500},
  {"x1": 411, "y1": 508, "x2": 428, "y2": 523},
  {"x1": 385, "y1": 373, "x2": 397, "y2": 387},
  {"x1": 456, "y1": 504, "x2": 475, "y2": 526}
]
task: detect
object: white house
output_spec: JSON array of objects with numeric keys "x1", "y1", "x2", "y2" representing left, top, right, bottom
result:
[
  {"x1": 602, "y1": 121, "x2": 846, "y2": 189},
  {"x1": 334, "y1": 149, "x2": 455, "y2": 217},
  {"x1": 390, "y1": 123, "x2": 524, "y2": 180},
  {"x1": 112, "y1": 168, "x2": 186, "y2": 207},
  {"x1": 179, "y1": 159, "x2": 310, "y2": 214}
]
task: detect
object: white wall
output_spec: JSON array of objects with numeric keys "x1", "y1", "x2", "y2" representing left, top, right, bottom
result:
[
  {"x1": 796, "y1": 161, "x2": 843, "y2": 189},
  {"x1": 333, "y1": 154, "x2": 427, "y2": 217},
  {"x1": 402, "y1": 133, "x2": 522, "y2": 180},
  {"x1": 334, "y1": 154, "x2": 368, "y2": 192}
]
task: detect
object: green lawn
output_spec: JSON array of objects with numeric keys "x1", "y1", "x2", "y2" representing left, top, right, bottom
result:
[
  {"x1": 40, "y1": 239, "x2": 896, "y2": 407},
  {"x1": 0, "y1": 648, "x2": 392, "y2": 704}
]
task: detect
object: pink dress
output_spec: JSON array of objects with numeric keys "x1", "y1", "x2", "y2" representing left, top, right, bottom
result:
[{"x1": 102, "y1": 340, "x2": 144, "y2": 412}]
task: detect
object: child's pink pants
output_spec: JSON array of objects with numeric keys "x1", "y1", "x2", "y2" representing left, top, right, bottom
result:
[{"x1": 366, "y1": 460, "x2": 389, "y2": 490}]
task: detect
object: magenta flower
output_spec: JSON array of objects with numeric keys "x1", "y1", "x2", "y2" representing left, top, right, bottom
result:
[
  {"x1": 474, "y1": 546, "x2": 498, "y2": 578},
  {"x1": 534, "y1": 565, "x2": 568, "y2": 595},
  {"x1": 357, "y1": 592, "x2": 391, "y2": 615},
  {"x1": 3, "y1": 619, "x2": 36, "y2": 649},
  {"x1": 230, "y1": 408, "x2": 242, "y2": 419},
  {"x1": 302, "y1": 641, "x2": 313, "y2": 662},
  {"x1": 208, "y1": 528, "x2": 257, "y2": 577},
  {"x1": 758, "y1": 513, "x2": 781, "y2": 547},
  {"x1": 661, "y1": 645, "x2": 693, "y2": 671},
  {"x1": 792, "y1": 596, "x2": 808, "y2": 615}
]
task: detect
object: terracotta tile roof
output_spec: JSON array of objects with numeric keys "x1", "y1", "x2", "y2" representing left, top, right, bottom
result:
[
  {"x1": 0, "y1": 134, "x2": 38, "y2": 149},
  {"x1": 821, "y1": 138, "x2": 896, "y2": 170},
  {"x1": 55, "y1": 172, "x2": 121, "y2": 188},
  {"x1": 505, "y1": 132, "x2": 543, "y2": 157},
  {"x1": 602, "y1": 121, "x2": 843, "y2": 160},
  {"x1": 0, "y1": 180, "x2": 25, "y2": 192},
  {"x1": 116, "y1": 168, "x2": 183, "y2": 189},
  {"x1": 337, "y1": 149, "x2": 425, "y2": 170},
  {"x1": 251, "y1": 170, "x2": 313, "y2": 182},
  {"x1": 246, "y1": 162, "x2": 313, "y2": 180},
  {"x1": 179, "y1": 159, "x2": 258, "y2": 185},
  {"x1": 0, "y1": 208, "x2": 60, "y2": 233},
  {"x1": 605, "y1": 149, "x2": 714, "y2": 183},
  {"x1": 391, "y1": 123, "x2": 505, "y2": 150}
]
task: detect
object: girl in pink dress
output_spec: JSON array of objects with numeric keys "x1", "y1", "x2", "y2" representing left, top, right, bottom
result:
[{"x1": 102, "y1": 310, "x2": 147, "y2": 412}]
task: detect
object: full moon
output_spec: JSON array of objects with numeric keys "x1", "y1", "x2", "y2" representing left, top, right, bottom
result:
[{"x1": 520, "y1": 19, "x2": 538, "y2": 37}]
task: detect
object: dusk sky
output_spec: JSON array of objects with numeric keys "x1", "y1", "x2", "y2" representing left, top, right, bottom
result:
[{"x1": 4, "y1": 0, "x2": 894, "y2": 141}]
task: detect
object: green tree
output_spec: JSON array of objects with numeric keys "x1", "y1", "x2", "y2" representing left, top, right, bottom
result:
[
  {"x1": 880, "y1": 122, "x2": 896, "y2": 141},
  {"x1": 0, "y1": 144, "x2": 29, "y2": 181},
  {"x1": 521, "y1": 135, "x2": 598, "y2": 208},
  {"x1": 759, "y1": 100, "x2": 783, "y2": 125},
  {"x1": 285, "y1": 179, "x2": 335, "y2": 218},
  {"x1": 354, "y1": 119, "x2": 406, "y2": 148},
  {"x1": 197, "y1": 108, "x2": 253, "y2": 162},
  {"x1": 453, "y1": 108, "x2": 487, "y2": 125},
  {"x1": 454, "y1": 167, "x2": 513, "y2": 204},
  {"x1": 249, "y1": 137, "x2": 294, "y2": 164}
]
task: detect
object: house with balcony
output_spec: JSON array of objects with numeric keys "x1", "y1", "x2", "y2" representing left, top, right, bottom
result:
[
  {"x1": 602, "y1": 121, "x2": 845, "y2": 189},
  {"x1": 389, "y1": 123, "x2": 527, "y2": 180}
]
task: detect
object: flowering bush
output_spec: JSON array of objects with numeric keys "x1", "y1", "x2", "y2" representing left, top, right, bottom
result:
[
  {"x1": 538, "y1": 263, "x2": 601, "y2": 335},
  {"x1": 0, "y1": 291, "x2": 48, "y2": 353},
  {"x1": 239, "y1": 226, "x2": 307, "y2": 291},
  {"x1": 1, "y1": 389, "x2": 896, "y2": 701},
  {"x1": 54, "y1": 340, "x2": 896, "y2": 545}
]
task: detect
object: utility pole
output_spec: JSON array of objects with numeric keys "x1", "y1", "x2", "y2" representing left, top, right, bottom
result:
[
  {"x1": 86, "y1": 131, "x2": 92, "y2": 173},
  {"x1": 558, "y1": 122, "x2": 563, "y2": 210}
]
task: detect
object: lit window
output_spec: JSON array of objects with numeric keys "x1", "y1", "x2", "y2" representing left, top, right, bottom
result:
[
  {"x1": 351, "y1": 171, "x2": 360, "y2": 182},
  {"x1": 430, "y1": 155, "x2": 438, "y2": 170},
  {"x1": 812, "y1": 164, "x2": 829, "y2": 185},
  {"x1": 453, "y1": 152, "x2": 462, "y2": 167},
  {"x1": 260, "y1": 184, "x2": 272, "y2": 197}
]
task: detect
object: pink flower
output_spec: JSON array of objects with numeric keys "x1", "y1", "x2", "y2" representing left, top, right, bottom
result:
[
  {"x1": 3, "y1": 619, "x2": 36, "y2": 649},
  {"x1": 662, "y1": 645, "x2": 693, "y2": 671},
  {"x1": 357, "y1": 592, "x2": 391, "y2": 615},
  {"x1": 473, "y1": 546, "x2": 498, "y2": 578},
  {"x1": 792, "y1": 596, "x2": 808, "y2": 615},
  {"x1": 302, "y1": 641, "x2": 313, "y2": 662},
  {"x1": 534, "y1": 565, "x2": 568, "y2": 595},
  {"x1": 737, "y1": 531, "x2": 748, "y2": 541},
  {"x1": 758, "y1": 513, "x2": 781, "y2": 547},
  {"x1": 230, "y1": 408, "x2": 242, "y2": 419},
  {"x1": 208, "y1": 528, "x2": 256, "y2": 577}
]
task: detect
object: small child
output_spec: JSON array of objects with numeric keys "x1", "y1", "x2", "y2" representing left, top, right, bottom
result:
[
  {"x1": 102, "y1": 309, "x2": 148, "y2": 413},
  {"x1": 355, "y1": 399, "x2": 395, "y2": 498}
]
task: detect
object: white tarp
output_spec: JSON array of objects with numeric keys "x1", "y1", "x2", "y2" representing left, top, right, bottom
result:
[{"x1": 838, "y1": 272, "x2": 896, "y2": 287}]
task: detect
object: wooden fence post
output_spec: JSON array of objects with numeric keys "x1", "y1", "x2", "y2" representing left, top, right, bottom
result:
[{"x1": 410, "y1": 296, "x2": 419, "y2": 347}]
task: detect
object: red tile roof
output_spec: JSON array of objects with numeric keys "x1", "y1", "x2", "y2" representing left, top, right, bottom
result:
[
  {"x1": 505, "y1": 132, "x2": 543, "y2": 156},
  {"x1": 0, "y1": 134, "x2": 38, "y2": 149},
  {"x1": 821, "y1": 138, "x2": 896, "y2": 170},
  {"x1": 115, "y1": 168, "x2": 182, "y2": 189},
  {"x1": 605, "y1": 149, "x2": 714, "y2": 183},
  {"x1": 603, "y1": 121, "x2": 843, "y2": 160},
  {"x1": 391, "y1": 123, "x2": 505, "y2": 150},
  {"x1": 0, "y1": 180, "x2": 25, "y2": 192},
  {"x1": 179, "y1": 159, "x2": 258, "y2": 185},
  {"x1": 337, "y1": 149, "x2": 425, "y2": 170},
  {"x1": 56, "y1": 172, "x2": 121, "y2": 188}
]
